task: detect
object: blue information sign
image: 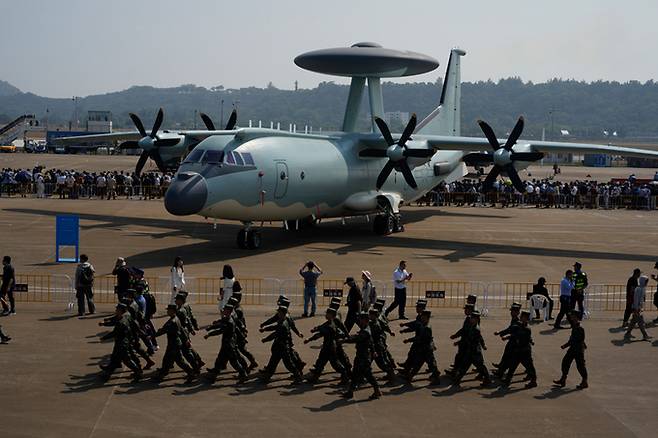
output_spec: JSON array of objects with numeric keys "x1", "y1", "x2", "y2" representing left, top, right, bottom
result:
[{"x1": 56, "y1": 215, "x2": 79, "y2": 263}]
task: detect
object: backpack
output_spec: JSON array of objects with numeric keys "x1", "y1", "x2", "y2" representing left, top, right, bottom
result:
[{"x1": 80, "y1": 265, "x2": 94, "y2": 286}]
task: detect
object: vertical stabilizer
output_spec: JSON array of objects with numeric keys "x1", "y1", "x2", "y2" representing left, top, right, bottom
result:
[{"x1": 416, "y1": 48, "x2": 466, "y2": 136}]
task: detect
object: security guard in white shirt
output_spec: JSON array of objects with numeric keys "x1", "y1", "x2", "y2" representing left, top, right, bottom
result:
[{"x1": 385, "y1": 260, "x2": 413, "y2": 320}]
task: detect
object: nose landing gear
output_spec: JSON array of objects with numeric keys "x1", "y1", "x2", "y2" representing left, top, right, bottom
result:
[{"x1": 237, "y1": 222, "x2": 261, "y2": 249}]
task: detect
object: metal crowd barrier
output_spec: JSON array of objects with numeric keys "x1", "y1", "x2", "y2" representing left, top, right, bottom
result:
[
  {"x1": 0, "y1": 183, "x2": 169, "y2": 199},
  {"x1": 10, "y1": 274, "x2": 638, "y2": 317}
]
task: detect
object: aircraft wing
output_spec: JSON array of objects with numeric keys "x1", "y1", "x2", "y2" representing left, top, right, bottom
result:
[
  {"x1": 53, "y1": 131, "x2": 142, "y2": 144},
  {"x1": 421, "y1": 135, "x2": 658, "y2": 159}
]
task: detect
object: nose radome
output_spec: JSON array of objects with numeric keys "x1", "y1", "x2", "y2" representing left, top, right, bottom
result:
[{"x1": 165, "y1": 172, "x2": 208, "y2": 216}]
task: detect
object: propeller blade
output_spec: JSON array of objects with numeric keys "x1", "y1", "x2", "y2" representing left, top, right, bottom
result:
[
  {"x1": 360, "y1": 148, "x2": 388, "y2": 158},
  {"x1": 154, "y1": 138, "x2": 180, "y2": 148},
  {"x1": 150, "y1": 108, "x2": 164, "y2": 137},
  {"x1": 376, "y1": 160, "x2": 396, "y2": 190},
  {"x1": 225, "y1": 109, "x2": 238, "y2": 130},
  {"x1": 403, "y1": 148, "x2": 434, "y2": 158},
  {"x1": 505, "y1": 164, "x2": 525, "y2": 193},
  {"x1": 482, "y1": 166, "x2": 502, "y2": 192},
  {"x1": 477, "y1": 120, "x2": 501, "y2": 151},
  {"x1": 463, "y1": 153, "x2": 494, "y2": 165},
  {"x1": 150, "y1": 150, "x2": 168, "y2": 173},
  {"x1": 118, "y1": 140, "x2": 139, "y2": 149},
  {"x1": 510, "y1": 151, "x2": 544, "y2": 162},
  {"x1": 199, "y1": 113, "x2": 216, "y2": 131},
  {"x1": 129, "y1": 113, "x2": 147, "y2": 137},
  {"x1": 503, "y1": 116, "x2": 524, "y2": 150},
  {"x1": 135, "y1": 151, "x2": 149, "y2": 176},
  {"x1": 398, "y1": 113, "x2": 417, "y2": 147},
  {"x1": 374, "y1": 117, "x2": 395, "y2": 146},
  {"x1": 398, "y1": 161, "x2": 418, "y2": 189}
]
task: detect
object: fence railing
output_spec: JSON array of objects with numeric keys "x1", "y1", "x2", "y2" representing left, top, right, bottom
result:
[{"x1": 10, "y1": 274, "x2": 640, "y2": 316}]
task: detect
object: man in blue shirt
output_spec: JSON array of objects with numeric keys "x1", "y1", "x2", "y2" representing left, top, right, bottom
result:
[
  {"x1": 300, "y1": 261, "x2": 322, "y2": 318},
  {"x1": 553, "y1": 270, "x2": 574, "y2": 329}
]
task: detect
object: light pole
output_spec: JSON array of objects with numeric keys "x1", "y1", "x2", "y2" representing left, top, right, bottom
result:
[{"x1": 220, "y1": 99, "x2": 224, "y2": 128}]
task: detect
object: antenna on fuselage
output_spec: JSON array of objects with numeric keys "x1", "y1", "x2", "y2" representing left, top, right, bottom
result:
[{"x1": 294, "y1": 42, "x2": 439, "y2": 133}]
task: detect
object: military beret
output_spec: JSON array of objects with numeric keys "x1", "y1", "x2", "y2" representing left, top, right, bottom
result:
[
  {"x1": 358, "y1": 311, "x2": 369, "y2": 319},
  {"x1": 416, "y1": 299, "x2": 428, "y2": 307},
  {"x1": 510, "y1": 302, "x2": 522, "y2": 310},
  {"x1": 520, "y1": 310, "x2": 531, "y2": 317},
  {"x1": 166, "y1": 304, "x2": 177, "y2": 310},
  {"x1": 368, "y1": 307, "x2": 379, "y2": 314},
  {"x1": 175, "y1": 293, "x2": 186, "y2": 301},
  {"x1": 421, "y1": 310, "x2": 432, "y2": 317},
  {"x1": 330, "y1": 297, "x2": 342, "y2": 304},
  {"x1": 278, "y1": 299, "x2": 291, "y2": 308},
  {"x1": 467, "y1": 294, "x2": 478, "y2": 302},
  {"x1": 277, "y1": 295, "x2": 289, "y2": 303},
  {"x1": 179, "y1": 290, "x2": 189, "y2": 297},
  {"x1": 326, "y1": 307, "x2": 337, "y2": 315},
  {"x1": 329, "y1": 302, "x2": 340, "y2": 311}
]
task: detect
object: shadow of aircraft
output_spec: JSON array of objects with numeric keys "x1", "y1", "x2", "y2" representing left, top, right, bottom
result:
[{"x1": 7, "y1": 207, "x2": 657, "y2": 269}]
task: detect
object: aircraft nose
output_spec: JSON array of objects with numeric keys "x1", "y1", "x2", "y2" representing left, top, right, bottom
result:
[{"x1": 165, "y1": 172, "x2": 208, "y2": 216}]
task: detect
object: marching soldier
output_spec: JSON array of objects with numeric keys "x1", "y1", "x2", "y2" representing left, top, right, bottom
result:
[
  {"x1": 450, "y1": 310, "x2": 491, "y2": 387},
  {"x1": 329, "y1": 299, "x2": 353, "y2": 371},
  {"x1": 260, "y1": 296, "x2": 305, "y2": 373},
  {"x1": 339, "y1": 312, "x2": 382, "y2": 400},
  {"x1": 228, "y1": 291, "x2": 258, "y2": 371},
  {"x1": 398, "y1": 299, "x2": 428, "y2": 369},
  {"x1": 445, "y1": 303, "x2": 475, "y2": 377},
  {"x1": 400, "y1": 309, "x2": 440, "y2": 385},
  {"x1": 553, "y1": 310, "x2": 588, "y2": 389},
  {"x1": 204, "y1": 303, "x2": 248, "y2": 382},
  {"x1": 501, "y1": 310, "x2": 537, "y2": 388},
  {"x1": 492, "y1": 302, "x2": 522, "y2": 378},
  {"x1": 175, "y1": 293, "x2": 205, "y2": 372},
  {"x1": 368, "y1": 308, "x2": 396, "y2": 382},
  {"x1": 98, "y1": 303, "x2": 143, "y2": 382},
  {"x1": 260, "y1": 306, "x2": 303, "y2": 384},
  {"x1": 153, "y1": 304, "x2": 196, "y2": 383},
  {"x1": 304, "y1": 306, "x2": 350, "y2": 384},
  {"x1": 123, "y1": 290, "x2": 156, "y2": 370}
]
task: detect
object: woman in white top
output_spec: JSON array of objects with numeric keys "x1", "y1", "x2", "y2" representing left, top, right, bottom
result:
[
  {"x1": 361, "y1": 271, "x2": 375, "y2": 309},
  {"x1": 219, "y1": 264, "x2": 235, "y2": 310},
  {"x1": 170, "y1": 256, "x2": 185, "y2": 303}
]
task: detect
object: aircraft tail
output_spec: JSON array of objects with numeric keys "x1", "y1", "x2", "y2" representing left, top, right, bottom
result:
[{"x1": 416, "y1": 48, "x2": 466, "y2": 136}]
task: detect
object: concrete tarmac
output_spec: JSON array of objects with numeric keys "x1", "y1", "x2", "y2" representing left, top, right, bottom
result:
[{"x1": 0, "y1": 303, "x2": 656, "y2": 437}]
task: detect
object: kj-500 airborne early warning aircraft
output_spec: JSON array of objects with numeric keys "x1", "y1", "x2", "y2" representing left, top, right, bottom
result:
[{"x1": 61, "y1": 43, "x2": 658, "y2": 249}]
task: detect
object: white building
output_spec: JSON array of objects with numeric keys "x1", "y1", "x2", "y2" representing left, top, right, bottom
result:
[{"x1": 86, "y1": 110, "x2": 112, "y2": 133}]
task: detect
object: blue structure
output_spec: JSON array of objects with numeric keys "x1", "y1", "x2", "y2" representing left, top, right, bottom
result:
[
  {"x1": 56, "y1": 215, "x2": 79, "y2": 263},
  {"x1": 583, "y1": 154, "x2": 612, "y2": 167}
]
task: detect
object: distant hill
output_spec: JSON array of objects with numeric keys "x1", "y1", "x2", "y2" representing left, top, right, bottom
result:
[
  {"x1": 1, "y1": 78, "x2": 658, "y2": 139},
  {"x1": 0, "y1": 80, "x2": 20, "y2": 96}
]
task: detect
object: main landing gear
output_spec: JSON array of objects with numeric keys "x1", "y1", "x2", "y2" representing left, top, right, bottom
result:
[
  {"x1": 373, "y1": 212, "x2": 404, "y2": 236},
  {"x1": 237, "y1": 222, "x2": 261, "y2": 249}
]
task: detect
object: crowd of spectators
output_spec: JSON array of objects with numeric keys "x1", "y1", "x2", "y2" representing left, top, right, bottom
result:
[
  {"x1": 0, "y1": 167, "x2": 172, "y2": 199},
  {"x1": 420, "y1": 176, "x2": 658, "y2": 210}
]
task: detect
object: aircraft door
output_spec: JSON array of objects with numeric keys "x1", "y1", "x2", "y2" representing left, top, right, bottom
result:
[{"x1": 274, "y1": 161, "x2": 289, "y2": 199}]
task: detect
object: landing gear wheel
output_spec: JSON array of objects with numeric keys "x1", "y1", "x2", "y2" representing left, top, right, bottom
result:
[
  {"x1": 373, "y1": 214, "x2": 394, "y2": 235},
  {"x1": 393, "y1": 214, "x2": 404, "y2": 233},
  {"x1": 246, "y1": 230, "x2": 261, "y2": 249},
  {"x1": 236, "y1": 229, "x2": 247, "y2": 249}
]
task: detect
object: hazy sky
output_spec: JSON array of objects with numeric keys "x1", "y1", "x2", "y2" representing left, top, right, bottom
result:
[{"x1": 2, "y1": 0, "x2": 657, "y2": 97}]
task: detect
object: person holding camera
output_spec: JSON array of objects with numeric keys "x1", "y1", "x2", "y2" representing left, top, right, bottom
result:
[{"x1": 299, "y1": 261, "x2": 322, "y2": 317}]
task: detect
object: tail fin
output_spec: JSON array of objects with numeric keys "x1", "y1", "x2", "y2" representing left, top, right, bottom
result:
[{"x1": 416, "y1": 48, "x2": 466, "y2": 136}]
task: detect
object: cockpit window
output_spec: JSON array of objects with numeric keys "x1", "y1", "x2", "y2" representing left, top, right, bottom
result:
[
  {"x1": 233, "y1": 152, "x2": 244, "y2": 166},
  {"x1": 185, "y1": 148, "x2": 205, "y2": 163},
  {"x1": 242, "y1": 152, "x2": 254, "y2": 165},
  {"x1": 225, "y1": 152, "x2": 236, "y2": 165},
  {"x1": 202, "y1": 150, "x2": 224, "y2": 164}
]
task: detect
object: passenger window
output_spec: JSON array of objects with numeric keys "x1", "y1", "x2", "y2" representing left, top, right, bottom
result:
[
  {"x1": 185, "y1": 148, "x2": 205, "y2": 163},
  {"x1": 202, "y1": 150, "x2": 223, "y2": 164},
  {"x1": 225, "y1": 152, "x2": 236, "y2": 165},
  {"x1": 242, "y1": 152, "x2": 254, "y2": 165},
  {"x1": 234, "y1": 152, "x2": 244, "y2": 166}
]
